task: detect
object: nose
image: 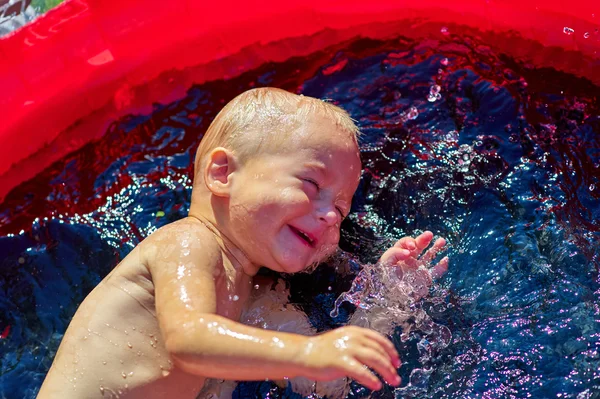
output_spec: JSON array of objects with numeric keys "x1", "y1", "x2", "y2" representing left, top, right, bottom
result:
[{"x1": 316, "y1": 205, "x2": 339, "y2": 226}]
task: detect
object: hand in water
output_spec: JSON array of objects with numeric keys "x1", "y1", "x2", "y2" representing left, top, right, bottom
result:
[
  {"x1": 300, "y1": 326, "x2": 401, "y2": 391},
  {"x1": 378, "y1": 231, "x2": 449, "y2": 299}
]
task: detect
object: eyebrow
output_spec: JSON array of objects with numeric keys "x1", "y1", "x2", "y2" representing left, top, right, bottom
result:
[{"x1": 303, "y1": 162, "x2": 327, "y2": 178}]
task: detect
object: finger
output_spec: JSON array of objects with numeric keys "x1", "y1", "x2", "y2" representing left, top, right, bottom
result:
[
  {"x1": 421, "y1": 237, "x2": 446, "y2": 264},
  {"x1": 430, "y1": 256, "x2": 449, "y2": 279},
  {"x1": 359, "y1": 336, "x2": 390, "y2": 359},
  {"x1": 394, "y1": 237, "x2": 417, "y2": 251},
  {"x1": 414, "y1": 231, "x2": 434, "y2": 253},
  {"x1": 355, "y1": 349, "x2": 401, "y2": 387},
  {"x1": 345, "y1": 359, "x2": 382, "y2": 391},
  {"x1": 360, "y1": 330, "x2": 401, "y2": 367},
  {"x1": 379, "y1": 247, "x2": 411, "y2": 267}
]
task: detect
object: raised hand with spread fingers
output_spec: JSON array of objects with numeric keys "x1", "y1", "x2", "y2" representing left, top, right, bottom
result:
[{"x1": 378, "y1": 231, "x2": 449, "y2": 299}]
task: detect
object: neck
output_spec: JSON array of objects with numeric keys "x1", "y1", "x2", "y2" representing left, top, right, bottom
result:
[{"x1": 188, "y1": 199, "x2": 260, "y2": 276}]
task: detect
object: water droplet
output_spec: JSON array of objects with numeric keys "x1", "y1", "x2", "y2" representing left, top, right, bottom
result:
[
  {"x1": 99, "y1": 386, "x2": 105, "y2": 394},
  {"x1": 232, "y1": 295, "x2": 239, "y2": 301},
  {"x1": 563, "y1": 27, "x2": 575, "y2": 35},
  {"x1": 441, "y1": 26, "x2": 449, "y2": 35},
  {"x1": 406, "y1": 106, "x2": 419, "y2": 120},
  {"x1": 584, "y1": 32, "x2": 590, "y2": 38},
  {"x1": 161, "y1": 369, "x2": 171, "y2": 377},
  {"x1": 122, "y1": 372, "x2": 127, "y2": 379},
  {"x1": 102, "y1": 361, "x2": 107, "y2": 365},
  {"x1": 328, "y1": 286, "x2": 332, "y2": 291},
  {"x1": 254, "y1": 284, "x2": 260, "y2": 289},
  {"x1": 441, "y1": 57, "x2": 449, "y2": 66},
  {"x1": 127, "y1": 342, "x2": 132, "y2": 348},
  {"x1": 590, "y1": 184, "x2": 595, "y2": 191},
  {"x1": 129, "y1": 371, "x2": 134, "y2": 377},
  {"x1": 427, "y1": 85, "x2": 442, "y2": 102}
]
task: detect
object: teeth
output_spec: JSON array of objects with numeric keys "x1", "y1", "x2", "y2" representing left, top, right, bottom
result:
[{"x1": 295, "y1": 228, "x2": 312, "y2": 243}]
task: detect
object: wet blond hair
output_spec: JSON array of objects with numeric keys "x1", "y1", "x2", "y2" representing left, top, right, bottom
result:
[{"x1": 194, "y1": 87, "x2": 360, "y2": 180}]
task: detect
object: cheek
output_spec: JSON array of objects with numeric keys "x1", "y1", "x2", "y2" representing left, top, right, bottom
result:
[
  {"x1": 278, "y1": 187, "x2": 312, "y2": 215},
  {"x1": 320, "y1": 227, "x2": 340, "y2": 250}
]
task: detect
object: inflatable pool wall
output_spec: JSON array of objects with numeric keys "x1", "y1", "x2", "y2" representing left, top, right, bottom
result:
[{"x1": 0, "y1": 0, "x2": 598, "y2": 202}]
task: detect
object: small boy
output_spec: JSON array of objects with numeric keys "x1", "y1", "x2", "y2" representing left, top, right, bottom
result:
[{"x1": 38, "y1": 88, "x2": 448, "y2": 399}]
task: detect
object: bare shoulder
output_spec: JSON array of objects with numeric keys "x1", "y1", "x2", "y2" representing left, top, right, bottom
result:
[{"x1": 140, "y1": 217, "x2": 222, "y2": 274}]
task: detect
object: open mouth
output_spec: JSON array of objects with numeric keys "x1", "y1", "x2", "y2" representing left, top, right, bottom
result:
[{"x1": 289, "y1": 226, "x2": 315, "y2": 247}]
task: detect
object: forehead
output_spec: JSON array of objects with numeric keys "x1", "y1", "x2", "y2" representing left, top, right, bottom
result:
[{"x1": 293, "y1": 116, "x2": 362, "y2": 186}]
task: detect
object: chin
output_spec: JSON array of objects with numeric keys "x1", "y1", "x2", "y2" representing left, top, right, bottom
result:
[
  {"x1": 271, "y1": 255, "x2": 310, "y2": 274},
  {"x1": 279, "y1": 261, "x2": 309, "y2": 274}
]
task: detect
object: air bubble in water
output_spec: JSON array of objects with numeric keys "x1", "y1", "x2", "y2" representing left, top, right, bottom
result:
[
  {"x1": 408, "y1": 367, "x2": 433, "y2": 388},
  {"x1": 590, "y1": 184, "x2": 595, "y2": 191},
  {"x1": 584, "y1": 32, "x2": 590, "y2": 39},
  {"x1": 563, "y1": 27, "x2": 575, "y2": 35},
  {"x1": 441, "y1": 27, "x2": 449, "y2": 35},
  {"x1": 441, "y1": 58, "x2": 449, "y2": 66}
]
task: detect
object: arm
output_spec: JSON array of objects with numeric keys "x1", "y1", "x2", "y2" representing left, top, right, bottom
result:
[{"x1": 148, "y1": 224, "x2": 401, "y2": 390}]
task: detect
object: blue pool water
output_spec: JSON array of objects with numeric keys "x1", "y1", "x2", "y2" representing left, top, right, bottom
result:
[{"x1": 1, "y1": 31, "x2": 599, "y2": 398}]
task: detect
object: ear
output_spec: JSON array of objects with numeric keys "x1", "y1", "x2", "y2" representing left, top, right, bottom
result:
[{"x1": 204, "y1": 147, "x2": 237, "y2": 197}]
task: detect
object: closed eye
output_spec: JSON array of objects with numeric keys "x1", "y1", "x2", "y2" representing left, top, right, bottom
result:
[{"x1": 303, "y1": 178, "x2": 320, "y2": 190}]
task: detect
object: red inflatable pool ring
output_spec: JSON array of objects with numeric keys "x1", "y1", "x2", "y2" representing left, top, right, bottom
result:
[{"x1": 0, "y1": 0, "x2": 598, "y2": 202}]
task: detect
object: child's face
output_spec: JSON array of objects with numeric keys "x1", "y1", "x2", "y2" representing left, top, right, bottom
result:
[{"x1": 228, "y1": 113, "x2": 361, "y2": 274}]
